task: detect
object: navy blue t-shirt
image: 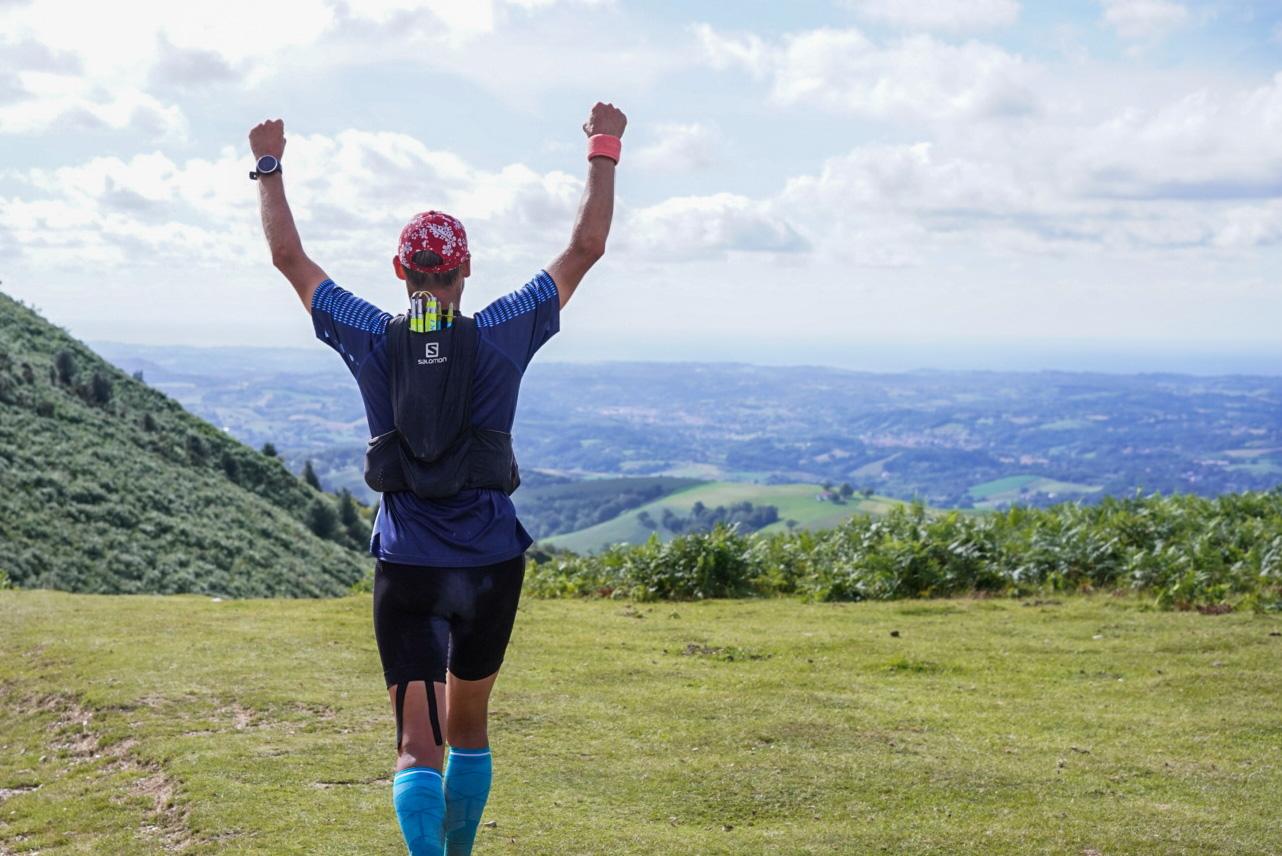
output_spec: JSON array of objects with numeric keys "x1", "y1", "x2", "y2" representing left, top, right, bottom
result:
[{"x1": 312, "y1": 271, "x2": 560, "y2": 567}]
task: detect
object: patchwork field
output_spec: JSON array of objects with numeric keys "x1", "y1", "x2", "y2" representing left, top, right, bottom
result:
[
  {"x1": 543, "y1": 481, "x2": 905, "y2": 553},
  {"x1": 967, "y1": 474, "x2": 1101, "y2": 508},
  {"x1": 2, "y1": 591, "x2": 1279, "y2": 854}
]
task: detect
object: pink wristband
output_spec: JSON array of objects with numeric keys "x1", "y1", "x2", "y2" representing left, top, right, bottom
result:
[{"x1": 587, "y1": 134, "x2": 621, "y2": 164}]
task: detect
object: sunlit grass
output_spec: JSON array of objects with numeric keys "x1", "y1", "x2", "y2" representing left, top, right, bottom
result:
[{"x1": 1, "y1": 590, "x2": 1279, "y2": 854}]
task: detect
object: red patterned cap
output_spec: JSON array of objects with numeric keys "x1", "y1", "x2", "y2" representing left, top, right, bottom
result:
[{"x1": 397, "y1": 210, "x2": 470, "y2": 273}]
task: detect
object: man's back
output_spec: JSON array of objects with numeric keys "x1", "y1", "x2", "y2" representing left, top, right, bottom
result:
[{"x1": 311, "y1": 270, "x2": 560, "y2": 567}]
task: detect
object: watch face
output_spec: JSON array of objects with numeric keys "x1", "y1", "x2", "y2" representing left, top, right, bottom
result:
[{"x1": 256, "y1": 155, "x2": 279, "y2": 173}]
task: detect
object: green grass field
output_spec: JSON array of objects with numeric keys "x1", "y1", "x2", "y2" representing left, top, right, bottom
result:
[
  {"x1": 2, "y1": 590, "x2": 1279, "y2": 854},
  {"x1": 544, "y1": 482, "x2": 904, "y2": 553},
  {"x1": 968, "y1": 475, "x2": 1101, "y2": 508}
]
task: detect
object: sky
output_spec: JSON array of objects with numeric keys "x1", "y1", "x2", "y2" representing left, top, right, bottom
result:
[{"x1": 1, "y1": 0, "x2": 1280, "y2": 372}]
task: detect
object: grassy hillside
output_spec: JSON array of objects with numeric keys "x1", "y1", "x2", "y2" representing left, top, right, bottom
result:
[
  {"x1": 543, "y1": 481, "x2": 904, "y2": 553},
  {"x1": 0, "y1": 292, "x2": 368, "y2": 596},
  {"x1": 2, "y1": 590, "x2": 1280, "y2": 854}
]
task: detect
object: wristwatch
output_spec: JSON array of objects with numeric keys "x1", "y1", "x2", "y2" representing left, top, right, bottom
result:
[{"x1": 249, "y1": 155, "x2": 281, "y2": 180}]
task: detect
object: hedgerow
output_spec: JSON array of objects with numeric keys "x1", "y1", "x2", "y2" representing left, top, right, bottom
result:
[{"x1": 525, "y1": 491, "x2": 1282, "y2": 611}]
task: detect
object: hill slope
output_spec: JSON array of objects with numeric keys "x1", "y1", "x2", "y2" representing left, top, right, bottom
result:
[{"x1": 0, "y1": 292, "x2": 367, "y2": 596}]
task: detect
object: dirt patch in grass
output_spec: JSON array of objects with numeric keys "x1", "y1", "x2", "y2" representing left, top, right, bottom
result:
[
  {"x1": 221, "y1": 702, "x2": 256, "y2": 731},
  {"x1": 313, "y1": 775, "x2": 391, "y2": 790},
  {"x1": 28, "y1": 692, "x2": 197, "y2": 853},
  {"x1": 675, "y1": 642, "x2": 771, "y2": 661},
  {"x1": 882, "y1": 656, "x2": 949, "y2": 674},
  {"x1": 0, "y1": 784, "x2": 40, "y2": 799},
  {"x1": 41, "y1": 694, "x2": 100, "y2": 761}
]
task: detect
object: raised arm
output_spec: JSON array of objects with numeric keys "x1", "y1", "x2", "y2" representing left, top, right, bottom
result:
[
  {"x1": 547, "y1": 102, "x2": 627, "y2": 310},
  {"x1": 249, "y1": 119, "x2": 328, "y2": 312}
]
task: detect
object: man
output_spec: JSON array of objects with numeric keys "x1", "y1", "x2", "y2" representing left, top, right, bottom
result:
[{"x1": 249, "y1": 102, "x2": 626, "y2": 855}]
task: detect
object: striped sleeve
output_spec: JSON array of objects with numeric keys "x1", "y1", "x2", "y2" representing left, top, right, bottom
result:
[
  {"x1": 311, "y1": 279, "x2": 392, "y2": 375},
  {"x1": 474, "y1": 270, "x2": 561, "y2": 371}
]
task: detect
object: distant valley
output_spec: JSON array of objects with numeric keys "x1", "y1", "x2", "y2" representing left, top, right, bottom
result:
[{"x1": 96, "y1": 343, "x2": 1282, "y2": 545}]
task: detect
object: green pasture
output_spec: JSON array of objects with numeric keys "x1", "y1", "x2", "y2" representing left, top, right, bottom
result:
[
  {"x1": 2, "y1": 590, "x2": 1279, "y2": 854},
  {"x1": 968, "y1": 474, "x2": 1101, "y2": 507},
  {"x1": 544, "y1": 481, "x2": 904, "y2": 553}
]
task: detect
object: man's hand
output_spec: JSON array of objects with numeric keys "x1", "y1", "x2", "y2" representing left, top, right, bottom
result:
[
  {"x1": 549, "y1": 102, "x2": 624, "y2": 310},
  {"x1": 249, "y1": 119, "x2": 286, "y2": 160},
  {"x1": 582, "y1": 102, "x2": 627, "y2": 138},
  {"x1": 251, "y1": 118, "x2": 326, "y2": 312}
]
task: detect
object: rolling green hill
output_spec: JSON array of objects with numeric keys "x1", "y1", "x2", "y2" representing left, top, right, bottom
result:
[
  {"x1": 0, "y1": 292, "x2": 368, "y2": 596},
  {"x1": 543, "y1": 481, "x2": 907, "y2": 554}
]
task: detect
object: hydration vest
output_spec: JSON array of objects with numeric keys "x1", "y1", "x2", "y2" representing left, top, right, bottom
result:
[{"x1": 363, "y1": 314, "x2": 520, "y2": 498}]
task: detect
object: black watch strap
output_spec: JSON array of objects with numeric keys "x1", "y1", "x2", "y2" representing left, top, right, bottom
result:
[{"x1": 250, "y1": 156, "x2": 282, "y2": 181}]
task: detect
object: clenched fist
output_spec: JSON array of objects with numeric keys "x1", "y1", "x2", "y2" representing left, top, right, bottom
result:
[
  {"x1": 249, "y1": 119, "x2": 286, "y2": 160},
  {"x1": 582, "y1": 102, "x2": 626, "y2": 139}
]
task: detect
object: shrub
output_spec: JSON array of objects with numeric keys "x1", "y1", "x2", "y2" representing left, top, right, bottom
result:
[
  {"x1": 522, "y1": 491, "x2": 1282, "y2": 610},
  {"x1": 308, "y1": 499, "x2": 338, "y2": 539},
  {"x1": 221, "y1": 451, "x2": 241, "y2": 482},
  {"x1": 90, "y1": 372, "x2": 113, "y2": 405},
  {"x1": 187, "y1": 434, "x2": 208, "y2": 466},
  {"x1": 54, "y1": 350, "x2": 77, "y2": 385},
  {"x1": 337, "y1": 489, "x2": 370, "y2": 544}
]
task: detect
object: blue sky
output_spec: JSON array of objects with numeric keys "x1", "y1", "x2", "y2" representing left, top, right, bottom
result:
[{"x1": 1, "y1": 0, "x2": 1280, "y2": 371}]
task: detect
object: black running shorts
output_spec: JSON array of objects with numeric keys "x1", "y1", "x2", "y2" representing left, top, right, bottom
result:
[{"x1": 372, "y1": 554, "x2": 525, "y2": 686}]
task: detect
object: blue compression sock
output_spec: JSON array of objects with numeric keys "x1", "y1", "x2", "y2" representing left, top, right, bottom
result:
[
  {"x1": 392, "y1": 767, "x2": 445, "y2": 856},
  {"x1": 444, "y1": 747, "x2": 493, "y2": 855}
]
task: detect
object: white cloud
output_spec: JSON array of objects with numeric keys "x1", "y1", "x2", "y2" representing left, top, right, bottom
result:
[
  {"x1": 1213, "y1": 202, "x2": 1282, "y2": 249},
  {"x1": 842, "y1": 0, "x2": 1020, "y2": 32},
  {"x1": 0, "y1": 0, "x2": 333, "y2": 135},
  {"x1": 693, "y1": 24, "x2": 770, "y2": 76},
  {"x1": 696, "y1": 25, "x2": 1039, "y2": 120},
  {"x1": 348, "y1": 0, "x2": 494, "y2": 35},
  {"x1": 148, "y1": 36, "x2": 238, "y2": 90},
  {"x1": 0, "y1": 0, "x2": 635, "y2": 134},
  {"x1": 0, "y1": 72, "x2": 186, "y2": 137},
  {"x1": 1099, "y1": 0, "x2": 1189, "y2": 41},
  {"x1": 633, "y1": 123, "x2": 720, "y2": 172},
  {"x1": 4, "y1": 131, "x2": 588, "y2": 274},
  {"x1": 781, "y1": 142, "x2": 1030, "y2": 215},
  {"x1": 765, "y1": 63, "x2": 1282, "y2": 264},
  {"x1": 0, "y1": 0, "x2": 334, "y2": 77},
  {"x1": 625, "y1": 193, "x2": 807, "y2": 259},
  {"x1": 1066, "y1": 74, "x2": 1282, "y2": 199},
  {"x1": 3, "y1": 4, "x2": 1280, "y2": 352}
]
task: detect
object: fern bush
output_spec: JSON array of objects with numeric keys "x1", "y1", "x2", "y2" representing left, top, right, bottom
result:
[{"x1": 526, "y1": 490, "x2": 1282, "y2": 611}]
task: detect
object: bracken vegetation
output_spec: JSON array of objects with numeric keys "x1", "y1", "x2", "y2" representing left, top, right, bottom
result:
[
  {"x1": 527, "y1": 492, "x2": 1282, "y2": 610},
  {"x1": 0, "y1": 292, "x2": 369, "y2": 596}
]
